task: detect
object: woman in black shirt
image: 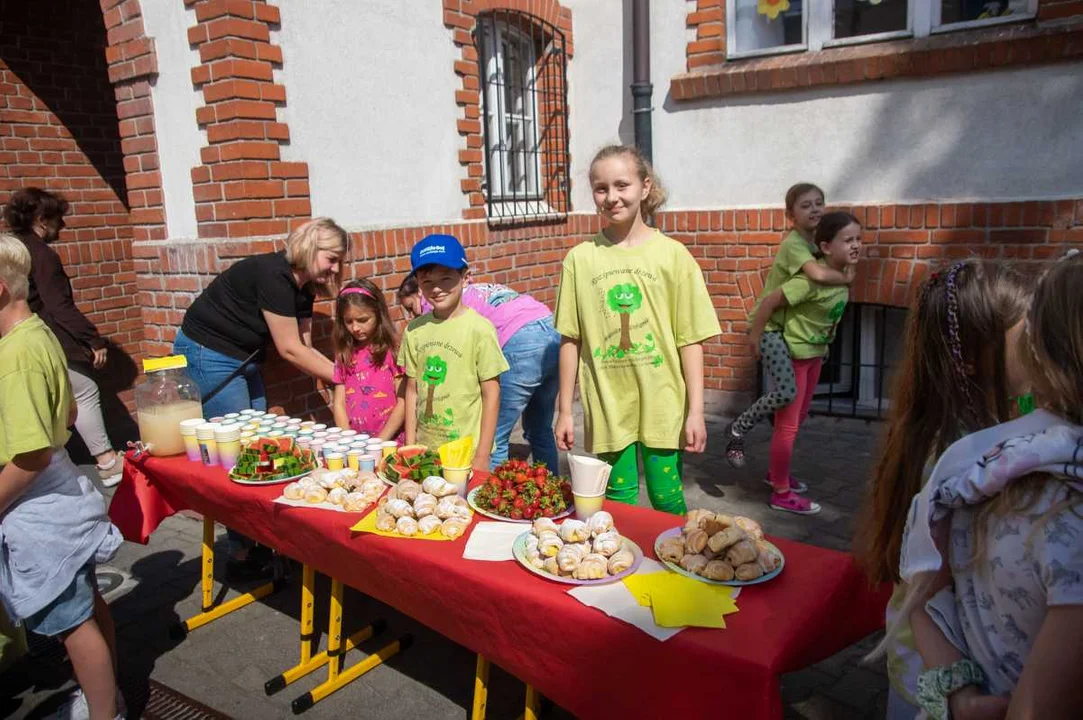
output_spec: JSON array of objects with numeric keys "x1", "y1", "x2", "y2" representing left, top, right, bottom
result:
[{"x1": 175, "y1": 218, "x2": 346, "y2": 419}]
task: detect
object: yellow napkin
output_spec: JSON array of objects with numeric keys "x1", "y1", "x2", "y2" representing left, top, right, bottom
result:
[
  {"x1": 438, "y1": 436, "x2": 475, "y2": 468},
  {"x1": 350, "y1": 508, "x2": 455, "y2": 541},
  {"x1": 622, "y1": 571, "x2": 739, "y2": 628}
]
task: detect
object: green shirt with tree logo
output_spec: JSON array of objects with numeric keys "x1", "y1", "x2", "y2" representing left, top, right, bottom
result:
[{"x1": 554, "y1": 232, "x2": 720, "y2": 453}]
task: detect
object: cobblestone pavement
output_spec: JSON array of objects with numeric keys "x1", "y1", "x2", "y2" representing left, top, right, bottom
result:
[{"x1": 3, "y1": 413, "x2": 889, "y2": 720}]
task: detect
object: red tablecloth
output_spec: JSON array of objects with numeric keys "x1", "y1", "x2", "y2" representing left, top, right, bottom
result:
[{"x1": 109, "y1": 453, "x2": 889, "y2": 720}]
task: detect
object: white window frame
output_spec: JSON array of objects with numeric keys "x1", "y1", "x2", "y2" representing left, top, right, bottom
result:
[
  {"x1": 725, "y1": 0, "x2": 1037, "y2": 59},
  {"x1": 479, "y1": 20, "x2": 544, "y2": 205}
]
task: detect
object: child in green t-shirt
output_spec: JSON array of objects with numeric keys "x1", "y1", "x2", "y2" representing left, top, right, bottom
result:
[
  {"x1": 0, "y1": 233, "x2": 122, "y2": 718},
  {"x1": 554, "y1": 145, "x2": 721, "y2": 515},
  {"x1": 729, "y1": 213, "x2": 862, "y2": 515},
  {"x1": 398, "y1": 234, "x2": 508, "y2": 470},
  {"x1": 725, "y1": 186, "x2": 853, "y2": 472}
]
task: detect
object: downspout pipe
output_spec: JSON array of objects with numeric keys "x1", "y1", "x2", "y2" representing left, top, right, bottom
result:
[{"x1": 631, "y1": 0, "x2": 652, "y2": 163}]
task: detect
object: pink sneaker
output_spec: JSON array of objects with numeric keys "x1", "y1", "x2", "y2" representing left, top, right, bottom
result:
[
  {"x1": 769, "y1": 490, "x2": 821, "y2": 515},
  {"x1": 763, "y1": 475, "x2": 808, "y2": 494}
]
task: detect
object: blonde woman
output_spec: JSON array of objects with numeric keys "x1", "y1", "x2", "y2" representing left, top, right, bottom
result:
[{"x1": 174, "y1": 218, "x2": 347, "y2": 577}]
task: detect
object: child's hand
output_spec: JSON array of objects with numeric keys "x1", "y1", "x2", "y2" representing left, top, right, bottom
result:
[
  {"x1": 748, "y1": 330, "x2": 762, "y2": 360},
  {"x1": 950, "y1": 686, "x2": 1009, "y2": 720},
  {"x1": 555, "y1": 412, "x2": 575, "y2": 451},
  {"x1": 684, "y1": 412, "x2": 707, "y2": 453}
]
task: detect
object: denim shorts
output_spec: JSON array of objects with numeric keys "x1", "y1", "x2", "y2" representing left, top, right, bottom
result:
[{"x1": 24, "y1": 563, "x2": 95, "y2": 637}]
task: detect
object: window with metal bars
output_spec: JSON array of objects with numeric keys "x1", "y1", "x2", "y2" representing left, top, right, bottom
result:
[{"x1": 475, "y1": 11, "x2": 570, "y2": 222}]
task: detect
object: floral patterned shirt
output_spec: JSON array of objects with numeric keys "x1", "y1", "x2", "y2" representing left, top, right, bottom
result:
[{"x1": 332, "y1": 346, "x2": 403, "y2": 437}]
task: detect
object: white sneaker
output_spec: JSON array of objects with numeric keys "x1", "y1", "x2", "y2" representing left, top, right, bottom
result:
[
  {"x1": 50, "y1": 688, "x2": 125, "y2": 720},
  {"x1": 96, "y1": 454, "x2": 124, "y2": 489}
]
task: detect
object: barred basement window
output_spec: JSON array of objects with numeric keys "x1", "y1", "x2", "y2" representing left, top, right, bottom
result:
[{"x1": 476, "y1": 11, "x2": 570, "y2": 222}]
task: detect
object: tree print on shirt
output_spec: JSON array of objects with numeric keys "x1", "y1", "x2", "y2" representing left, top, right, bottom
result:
[
  {"x1": 606, "y1": 283, "x2": 643, "y2": 352},
  {"x1": 809, "y1": 299, "x2": 848, "y2": 346},
  {"x1": 421, "y1": 354, "x2": 447, "y2": 419}
]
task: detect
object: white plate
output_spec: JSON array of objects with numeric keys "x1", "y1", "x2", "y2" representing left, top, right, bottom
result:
[
  {"x1": 228, "y1": 469, "x2": 314, "y2": 486},
  {"x1": 653, "y1": 527, "x2": 785, "y2": 586},
  {"x1": 512, "y1": 531, "x2": 643, "y2": 586},
  {"x1": 466, "y1": 486, "x2": 573, "y2": 523}
]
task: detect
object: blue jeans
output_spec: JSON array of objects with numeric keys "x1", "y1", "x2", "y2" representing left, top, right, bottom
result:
[
  {"x1": 174, "y1": 329, "x2": 266, "y2": 553},
  {"x1": 173, "y1": 329, "x2": 267, "y2": 419},
  {"x1": 491, "y1": 317, "x2": 560, "y2": 472}
]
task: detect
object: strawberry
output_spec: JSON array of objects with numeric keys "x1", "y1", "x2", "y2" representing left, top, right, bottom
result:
[
  {"x1": 513, "y1": 496, "x2": 526, "y2": 509},
  {"x1": 510, "y1": 508, "x2": 523, "y2": 520},
  {"x1": 523, "y1": 506, "x2": 536, "y2": 519}
]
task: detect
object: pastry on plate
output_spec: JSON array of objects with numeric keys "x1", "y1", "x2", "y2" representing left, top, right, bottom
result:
[
  {"x1": 573, "y1": 553, "x2": 608, "y2": 580},
  {"x1": 586, "y1": 511, "x2": 614, "y2": 537},
  {"x1": 703, "y1": 559, "x2": 735, "y2": 581},
  {"x1": 396, "y1": 516, "x2": 419, "y2": 537},
  {"x1": 559, "y1": 519, "x2": 590, "y2": 543},
  {"x1": 418, "y1": 515, "x2": 442, "y2": 535},
  {"x1": 608, "y1": 547, "x2": 634, "y2": 574},
  {"x1": 657, "y1": 537, "x2": 685, "y2": 564}
]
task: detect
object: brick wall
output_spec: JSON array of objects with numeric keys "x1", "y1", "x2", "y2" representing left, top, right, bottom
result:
[
  {"x1": 185, "y1": 0, "x2": 312, "y2": 238},
  {"x1": 0, "y1": 1, "x2": 141, "y2": 360}
]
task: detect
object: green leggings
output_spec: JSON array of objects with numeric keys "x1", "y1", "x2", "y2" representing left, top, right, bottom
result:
[{"x1": 597, "y1": 443, "x2": 686, "y2": 515}]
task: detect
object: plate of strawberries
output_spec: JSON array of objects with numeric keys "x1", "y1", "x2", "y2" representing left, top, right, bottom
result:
[{"x1": 467, "y1": 459, "x2": 574, "y2": 522}]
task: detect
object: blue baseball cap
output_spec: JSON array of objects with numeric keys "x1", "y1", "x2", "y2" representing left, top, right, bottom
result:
[{"x1": 410, "y1": 234, "x2": 468, "y2": 272}]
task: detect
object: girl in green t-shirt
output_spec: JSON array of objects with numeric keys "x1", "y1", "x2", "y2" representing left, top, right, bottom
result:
[
  {"x1": 853, "y1": 259, "x2": 1031, "y2": 717},
  {"x1": 731, "y1": 213, "x2": 862, "y2": 516},
  {"x1": 554, "y1": 146, "x2": 720, "y2": 515}
]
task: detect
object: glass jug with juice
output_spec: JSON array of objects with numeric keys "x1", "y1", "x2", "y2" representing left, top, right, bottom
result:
[{"x1": 135, "y1": 355, "x2": 203, "y2": 456}]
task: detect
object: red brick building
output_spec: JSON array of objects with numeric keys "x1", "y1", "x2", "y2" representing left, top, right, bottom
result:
[{"x1": 1, "y1": 0, "x2": 1080, "y2": 426}]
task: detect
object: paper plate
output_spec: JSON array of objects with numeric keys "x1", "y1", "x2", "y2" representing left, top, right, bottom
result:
[
  {"x1": 228, "y1": 469, "x2": 314, "y2": 486},
  {"x1": 467, "y1": 486, "x2": 573, "y2": 523},
  {"x1": 513, "y1": 532, "x2": 643, "y2": 586},
  {"x1": 653, "y1": 527, "x2": 784, "y2": 586}
]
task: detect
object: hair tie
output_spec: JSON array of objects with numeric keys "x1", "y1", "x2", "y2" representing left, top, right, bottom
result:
[{"x1": 339, "y1": 287, "x2": 374, "y2": 299}]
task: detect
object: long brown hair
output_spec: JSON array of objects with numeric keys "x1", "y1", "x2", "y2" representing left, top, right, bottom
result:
[
  {"x1": 853, "y1": 259, "x2": 1031, "y2": 584},
  {"x1": 332, "y1": 278, "x2": 398, "y2": 371},
  {"x1": 588, "y1": 145, "x2": 667, "y2": 220},
  {"x1": 965, "y1": 252, "x2": 1083, "y2": 569}
]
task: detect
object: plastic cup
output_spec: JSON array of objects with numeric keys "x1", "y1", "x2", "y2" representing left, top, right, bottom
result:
[
  {"x1": 380, "y1": 441, "x2": 398, "y2": 459},
  {"x1": 325, "y1": 452, "x2": 345, "y2": 471},
  {"x1": 195, "y1": 423, "x2": 220, "y2": 467},
  {"x1": 358, "y1": 454, "x2": 377, "y2": 473},
  {"x1": 214, "y1": 424, "x2": 242, "y2": 470},
  {"x1": 209, "y1": 416, "x2": 224, "y2": 424},
  {"x1": 287, "y1": 418, "x2": 302, "y2": 426},
  {"x1": 573, "y1": 492, "x2": 606, "y2": 520},
  {"x1": 300, "y1": 421, "x2": 316, "y2": 429},
  {"x1": 223, "y1": 412, "x2": 240, "y2": 421},
  {"x1": 311, "y1": 423, "x2": 328, "y2": 432},
  {"x1": 312, "y1": 431, "x2": 329, "y2": 440},
  {"x1": 347, "y1": 449, "x2": 364, "y2": 471},
  {"x1": 442, "y1": 466, "x2": 471, "y2": 496},
  {"x1": 338, "y1": 430, "x2": 358, "y2": 439},
  {"x1": 296, "y1": 437, "x2": 312, "y2": 450},
  {"x1": 179, "y1": 418, "x2": 205, "y2": 463},
  {"x1": 354, "y1": 433, "x2": 370, "y2": 443}
]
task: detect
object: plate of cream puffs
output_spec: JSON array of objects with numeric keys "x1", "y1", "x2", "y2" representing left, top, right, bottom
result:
[
  {"x1": 654, "y1": 509, "x2": 784, "y2": 586},
  {"x1": 513, "y1": 512, "x2": 643, "y2": 585},
  {"x1": 277, "y1": 467, "x2": 387, "y2": 513}
]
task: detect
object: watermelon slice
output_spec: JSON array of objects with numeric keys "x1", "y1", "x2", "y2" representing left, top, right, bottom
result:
[{"x1": 274, "y1": 437, "x2": 294, "y2": 454}]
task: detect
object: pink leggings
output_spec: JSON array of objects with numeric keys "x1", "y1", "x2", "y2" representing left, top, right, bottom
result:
[{"x1": 768, "y1": 356, "x2": 823, "y2": 492}]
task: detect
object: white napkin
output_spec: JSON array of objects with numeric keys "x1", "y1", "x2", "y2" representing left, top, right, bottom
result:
[
  {"x1": 566, "y1": 559, "x2": 685, "y2": 641},
  {"x1": 462, "y1": 521, "x2": 528, "y2": 561}
]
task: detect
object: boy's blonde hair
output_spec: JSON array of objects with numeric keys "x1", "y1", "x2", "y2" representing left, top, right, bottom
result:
[
  {"x1": 0, "y1": 233, "x2": 31, "y2": 300},
  {"x1": 285, "y1": 217, "x2": 349, "y2": 295}
]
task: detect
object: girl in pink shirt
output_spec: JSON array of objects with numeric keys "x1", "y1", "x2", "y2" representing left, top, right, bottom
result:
[{"x1": 332, "y1": 279, "x2": 405, "y2": 439}]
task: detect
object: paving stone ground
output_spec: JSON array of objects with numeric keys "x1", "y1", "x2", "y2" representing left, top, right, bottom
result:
[{"x1": 2, "y1": 412, "x2": 890, "y2": 719}]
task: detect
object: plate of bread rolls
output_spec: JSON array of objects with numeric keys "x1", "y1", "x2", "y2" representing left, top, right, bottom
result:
[
  {"x1": 513, "y1": 512, "x2": 644, "y2": 585},
  {"x1": 654, "y1": 509, "x2": 784, "y2": 586}
]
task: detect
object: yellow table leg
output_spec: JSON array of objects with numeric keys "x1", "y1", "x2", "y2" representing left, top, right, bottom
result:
[
  {"x1": 170, "y1": 516, "x2": 282, "y2": 639},
  {"x1": 472, "y1": 654, "x2": 490, "y2": 720},
  {"x1": 327, "y1": 578, "x2": 343, "y2": 681},
  {"x1": 524, "y1": 684, "x2": 541, "y2": 720},
  {"x1": 292, "y1": 634, "x2": 410, "y2": 712},
  {"x1": 267, "y1": 565, "x2": 387, "y2": 696}
]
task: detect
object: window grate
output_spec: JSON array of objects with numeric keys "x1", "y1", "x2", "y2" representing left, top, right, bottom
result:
[{"x1": 475, "y1": 11, "x2": 570, "y2": 222}]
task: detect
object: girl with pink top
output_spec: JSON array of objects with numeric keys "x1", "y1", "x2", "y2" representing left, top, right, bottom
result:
[
  {"x1": 331, "y1": 278, "x2": 405, "y2": 440},
  {"x1": 398, "y1": 274, "x2": 559, "y2": 471}
]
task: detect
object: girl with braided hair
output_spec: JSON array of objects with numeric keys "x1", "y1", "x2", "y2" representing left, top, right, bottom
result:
[{"x1": 854, "y1": 259, "x2": 1032, "y2": 719}]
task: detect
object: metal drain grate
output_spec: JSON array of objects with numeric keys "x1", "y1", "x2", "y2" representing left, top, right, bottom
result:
[{"x1": 142, "y1": 680, "x2": 232, "y2": 720}]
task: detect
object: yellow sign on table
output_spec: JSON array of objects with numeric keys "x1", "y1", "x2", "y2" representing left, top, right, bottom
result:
[
  {"x1": 350, "y1": 509, "x2": 455, "y2": 541},
  {"x1": 622, "y1": 572, "x2": 739, "y2": 629}
]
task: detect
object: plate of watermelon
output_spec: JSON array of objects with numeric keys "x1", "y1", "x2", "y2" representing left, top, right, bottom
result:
[
  {"x1": 377, "y1": 445, "x2": 443, "y2": 486},
  {"x1": 468, "y1": 459, "x2": 574, "y2": 522},
  {"x1": 229, "y1": 437, "x2": 318, "y2": 485}
]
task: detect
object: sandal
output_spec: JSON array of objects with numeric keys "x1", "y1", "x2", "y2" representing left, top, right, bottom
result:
[
  {"x1": 763, "y1": 475, "x2": 808, "y2": 494},
  {"x1": 724, "y1": 422, "x2": 746, "y2": 468}
]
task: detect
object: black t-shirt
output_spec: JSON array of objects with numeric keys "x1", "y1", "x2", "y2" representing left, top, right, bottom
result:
[{"x1": 181, "y1": 251, "x2": 314, "y2": 360}]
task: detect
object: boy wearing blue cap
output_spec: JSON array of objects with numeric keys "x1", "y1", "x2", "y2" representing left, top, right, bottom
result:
[{"x1": 399, "y1": 234, "x2": 508, "y2": 469}]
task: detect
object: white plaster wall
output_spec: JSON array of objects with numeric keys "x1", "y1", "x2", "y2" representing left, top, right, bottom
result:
[
  {"x1": 272, "y1": 0, "x2": 465, "y2": 229},
  {"x1": 142, "y1": 1, "x2": 203, "y2": 239},
  {"x1": 567, "y1": 0, "x2": 1083, "y2": 210}
]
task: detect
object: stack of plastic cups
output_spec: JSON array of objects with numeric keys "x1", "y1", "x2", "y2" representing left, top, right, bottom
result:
[
  {"x1": 324, "y1": 444, "x2": 344, "y2": 470},
  {"x1": 215, "y1": 424, "x2": 242, "y2": 470},
  {"x1": 380, "y1": 440, "x2": 399, "y2": 459},
  {"x1": 365, "y1": 442, "x2": 384, "y2": 459},
  {"x1": 196, "y1": 423, "x2": 220, "y2": 466},
  {"x1": 179, "y1": 419, "x2": 205, "y2": 463},
  {"x1": 346, "y1": 447, "x2": 365, "y2": 471},
  {"x1": 310, "y1": 440, "x2": 326, "y2": 466}
]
